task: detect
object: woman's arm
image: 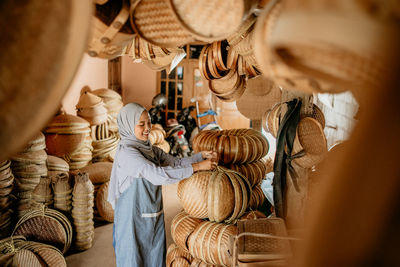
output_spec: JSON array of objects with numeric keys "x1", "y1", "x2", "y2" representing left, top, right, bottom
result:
[{"x1": 155, "y1": 146, "x2": 203, "y2": 167}]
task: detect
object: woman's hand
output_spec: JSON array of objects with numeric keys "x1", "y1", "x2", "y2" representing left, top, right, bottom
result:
[
  {"x1": 192, "y1": 159, "x2": 217, "y2": 172},
  {"x1": 201, "y1": 151, "x2": 218, "y2": 162}
]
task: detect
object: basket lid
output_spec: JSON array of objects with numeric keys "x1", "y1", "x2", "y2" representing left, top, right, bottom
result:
[
  {"x1": 76, "y1": 91, "x2": 103, "y2": 109},
  {"x1": 46, "y1": 114, "x2": 90, "y2": 129},
  {"x1": 46, "y1": 156, "x2": 69, "y2": 171},
  {"x1": 92, "y1": 88, "x2": 122, "y2": 100}
]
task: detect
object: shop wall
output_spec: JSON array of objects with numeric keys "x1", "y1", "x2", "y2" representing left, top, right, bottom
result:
[
  {"x1": 121, "y1": 56, "x2": 157, "y2": 109},
  {"x1": 62, "y1": 54, "x2": 108, "y2": 115}
]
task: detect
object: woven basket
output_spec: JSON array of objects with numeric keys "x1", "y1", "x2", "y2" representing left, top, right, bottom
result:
[
  {"x1": 263, "y1": 102, "x2": 282, "y2": 137},
  {"x1": 171, "y1": 211, "x2": 204, "y2": 252},
  {"x1": 78, "y1": 162, "x2": 113, "y2": 184},
  {"x1": 292, "y1": 117, "x2": 328, "y2": 168},
  {"x1": 21, "y1": 132, "x2": 46, "y2": 153},
  {"x1": 31, "y1": 177, "x2": 54, "y2": 208},
  {"x1": 149, "y1": 128, "x2": 165, "y2": 145},
  {"x1": 236, "y1": 77, "x2": 282, "y2": 120},
  {"x1": 13, "y1": 207, "x2": 73, "y2": 254},
  {"x1": 52, "y1": 173, "x2": 72, "y2": 213},
  {"x1": 92, "y1": 131, "x2": 119, "y2": 162},
  {"x1": 228, "y1": 160, "x2": 267, "y2": 188},
  {"x1": 17, "y1": 241, "x2": 66, "y2": 267},
  {"x1": 88, "y1": 0, "x2": 134, "y2": 59},
  {"x1": 188, "y1": 221, "x2": 237, "y2": 267},
  {"x1": 72, "y1": 172, "x2": 94, "y2": 251},
  {"x1": 155, "y1": 139, "x2": 171, "y2": 153},
  {"x1": 167, "y1": 243, "x2": 193, "y2": 267},
  {"x1": 240, "y1": 210, "x2": 267, "y2": 221},
  {"x1": 192, "y1": 129, "x2": 269, "y2": 165},
  {"x1": 96, "y1": 182, "x2": 114, "y2": 222},
  {"x1": 248, "y1": 185, "x2": 266, "y2": 211},
  {"x1": 12, "y1": 249, "x2": 42, "y2": 267},
  {"x1": 235, "y1": 218, "x2": 291, "y2": 263},
  {"x1": 46, "y1": 155, "x2": 69, "y2": 173},
  {"x1": 190, "y1": 258, "x2": 218, "y2": 266}
]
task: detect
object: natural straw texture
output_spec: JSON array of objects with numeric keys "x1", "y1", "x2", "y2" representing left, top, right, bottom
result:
[
  {"x1": 52, "y1": 173, "x2": 72, "y2": 214},
  {"x1": 96, "y1": 182, "x2": 114, "y2": 222},
  {"x1": 171, "y1": 211, "x2": 203, "y2": 252},
  {"x1": 166, "y1": 243, "x2": 193, "y2": 267}
]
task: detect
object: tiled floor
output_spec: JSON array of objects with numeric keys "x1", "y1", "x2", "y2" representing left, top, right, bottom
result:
[{"x1": 65, "y1": 183, "x2": 182, "y2": 266}]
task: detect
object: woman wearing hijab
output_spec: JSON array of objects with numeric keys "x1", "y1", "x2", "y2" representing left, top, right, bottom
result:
[{"x1": 108, "y1": 103, "x2": 217, "y2": 267}]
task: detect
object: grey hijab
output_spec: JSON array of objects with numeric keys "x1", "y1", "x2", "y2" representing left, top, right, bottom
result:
[{"x1": 117, "y1": 103, "x2": 158, "y2": 164}]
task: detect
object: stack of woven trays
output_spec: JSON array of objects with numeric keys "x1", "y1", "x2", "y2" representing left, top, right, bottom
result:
[
  {"x1": 0, "y1": 236, "x2": 67, "y2": 266},
  {"x1": 91, "y1": 123, "x2": 119, "y2": 163},
  {"x1": 46, "y1": 155, "x2": 69, "y2": 178},
  {"x1": 0, "y1": 160, "x2": 14, "y2": 238},
  {"x1": 71, "y1": 172, "x2": 94, "y2": 250},
  {"x1": 79, "y1": 162, "x2": 113, "y2": 222},
  {"x1": 193, "y1": 129, "x2": 269, "y2": 211},
  {"x1": 11, "y1": 132, "x2": 47, "y2": 218},
  {"x1": 76, "y1": 91, "x2": 108, "y2": 126},
  {"x1": 13, "y1": 207, "x2": 72, "y2": 255},
  {"x1": 149, "y1": 124, "x2": 170, "y2": 153},
  {"x1": 44, "y1": 113, "x2": 92, "y2": 171},
  {"x1": 92, "y1": 88, "x2": 123, "y2": 133}
]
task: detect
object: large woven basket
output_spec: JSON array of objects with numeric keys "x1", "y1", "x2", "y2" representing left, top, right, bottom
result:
[
  {"x1": 171, "y1": 211, "x2": 203, "y2": 252},
  {"x1": 96, "y1": 181, "x2": 114, "y2": 222},
  {"x1": 228, "y1": 159, "x2": 267, "y2": 188},
  {"x1": 13, "y1": 207, "x2": 73, "y2": 254},
  {"x1": 78, "y1": 162, "x2": 113, "y2": 184},
  {"x1": 52, "y1": 172, "x2": 72, "y2": 213},
  {"x1": 167, "y1": 243, "x2": 193, "y2": 267},
  {"x1": 188, "y1": 221, "x2": 237, "y2": 267}
]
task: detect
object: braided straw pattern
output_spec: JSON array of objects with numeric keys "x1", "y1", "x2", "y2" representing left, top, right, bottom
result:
[
  {"x1": 72, "y1": 173, "x2": 94, "y2": 251},
  {"x1": 179, "y1": 173, "x2": 210, "y2": 219},
  {"x1": 12, "y1": 249, "x2": 42, "y2": 267},
  {"x1": 171, "y1": 211, "x2": 204, "y2": 252},
  {"x1": 131, "y1": 0, "x2": 194, "y2": 47},
  {"x1": 229, "y1": 159, "x2": 267, "y2": 188}
]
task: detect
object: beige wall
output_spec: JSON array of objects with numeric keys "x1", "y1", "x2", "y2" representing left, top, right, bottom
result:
[
  {"x1": 121, "y1": 56, "x2": 157, "y2": 110},
  {"x1": 62, "y1": 54, "x2": 108, "y2": 115}
]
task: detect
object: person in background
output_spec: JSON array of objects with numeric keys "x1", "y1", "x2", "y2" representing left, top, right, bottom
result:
[{"x1": 108, "y1": 102, "x2": 217, "y2": 267}]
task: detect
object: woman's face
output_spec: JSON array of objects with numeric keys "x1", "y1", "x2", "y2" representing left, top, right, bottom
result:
[{"x1": 134, "y1": 111, "x2": 152, "y2": 141}]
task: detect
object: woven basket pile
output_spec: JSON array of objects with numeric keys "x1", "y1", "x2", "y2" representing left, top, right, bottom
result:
[
  {"x1": 0, "y1": 160, "x2": 14, "y2": 238},
  {"x1": 92, "y1": 128, "x2": 119, "y2": 163},
  {"x1": 149, "y1": 124, "x2": 170, "y2": 153},
  {"x1": 10, "y1": 132, "x2": 48, "y2": 218},
  {"x1": 13, "y1": 207, "x2": 72, "y2": 254},
  {"x1": 92, "y1": 88, "x2": 123, "y2": 133},
  {"x1": 44, "y1": 113, "x2": 92, "y2": 170},
  {"x1": 178, "y1": 166, "x2": 251, "y2": 223},
  {"x1": 76, "y1": 91, "x2": 108, "y2": 126},
  {"x1": 0, "y1": 236, "x2": 66, "y2": 266},
  {"x1": 166, "y1": 243, "x2": 193, "y2": 267},
  {"x1": 52, "y1": 173, "x2": 73, "y2": 214},
  {"x1": 170, "y1": 210, "x2": 238, "y2": 267},
  {"x1": 78, "y1": 162, "x2": 113, "y2": 222},
  {"x1": 46, "y1": 155, "x2": 69, "y2": 179},
  {"x1": 71, "y1": 172, "x2": 95, "y2": 251}
]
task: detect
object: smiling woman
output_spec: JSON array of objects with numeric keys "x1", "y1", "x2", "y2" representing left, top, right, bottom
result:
[{"x1": 107, "y1": 102, "x2": 217, "y2": 267}]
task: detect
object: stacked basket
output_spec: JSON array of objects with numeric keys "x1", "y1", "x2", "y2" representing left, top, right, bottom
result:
[
  {"x1": 31, "y1": 177, "x2": 53, "y2": 209},
  {"x1": 79, "y1": 162, "x2": 113, "y2": 222},
  {"x1": 92, "y1": 88, "x2": 124, "y2": 133},
  {"x1": 13, "y1": 207, "x2": 73, "y2": 255},
  {"x1": 44, "y1": 113, "x2": 92, "y2": 170},
  {"x1": 10, "y1": 133, "x2": 48, "y2": 218},
  {"x1": 91, "y1": 127, "x2": 119, "y2": 163},
  {"x1": 76, "y1": 91, "x2": 108, "y2": 126},
  {"x1": 46, "y1": 155, "x2": 69, "y2": 179},
  {"x1": 71, "y1": 172, "x2": 95, "y2": 251},
  {"x1": 0, "y1": 236, "x2": 67, "y2": 267},
  {"x1": 52, "y1": 173, "x2": 73, "y2": 214},
  {"x1": 0, "y1": 160, "x2": 14, "y2": 238},
  {"x1": 149, "y1": 124, "x2": 170, "y2": 153}
]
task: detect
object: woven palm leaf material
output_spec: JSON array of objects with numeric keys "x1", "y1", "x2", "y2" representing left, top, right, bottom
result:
[
  {"x1": 171, "y1": 211, "x2": 203, "y2": 252},
  {"x1": 96, "y1": 182, "x2": 114, "y2": 222},
  {"x1": 188, "y1": 221, "x2": 237, "y2": 267},
  {"x1": 233, "y1": 218, "x2": 291, "y2": 265},
  {"x1": 65, "y1": 133, "x2": 93, "y2": 170},
  {"x1": 13, "y1": 207, "x2": 72, "y2": 254},
  {"x1": 0, "y1": 160, "x2": 14, "y2": 216},
  {"x1": 51, "y1": 173, "x2": 72, "y2": 214},
  {"x1": 248, "y1": 185, "x2": 266, "y2": 211},
  {"x1": 14, "y1": 240, "x2": 66, "y2": 267},
  {"x1": 178, "y1": 166, "x2": 251, "y2": 223},
  {"x1": 12, "y1": 249, "x2": 43, "y2": 267},
  {"x1": 76, "y1": 91, "x2": 108, "y2": 126},
  {"x1": 31, "y1": 177, "x2": 54, "y2": 209},
  {"x1": 192, "y1": 129, "x2": 269, "y2": 165},
  {"x1": 78, "y1": 162, "x2": 113, "y2": 185},
  {"x1": 149, "y1": 127, "x2": 166, "y2": 145},
  {"x1": 44, "y1": 113, "x2": 91, "y2": 159},
  {"x1": 92, "y1": 131, "x2": 119, "y2": 163},
  {"x1": 20, "y1": 132, "x2": 46, "y2": 153},
  {"x1": 167, "y1": 243, "x2": 193, "y2": 267},
  {"x1": 46, "y1": 155, "x2": 69, "y2": 178},
  {"x1": 228, "y1": 160, "x2": 267, "y2": 188},
  {"x1": 190, "y1": 258, "x2": 219, "y2": 267},
  {"x1": 72, "y1": 172, "x2": 94, "y2": 251}
]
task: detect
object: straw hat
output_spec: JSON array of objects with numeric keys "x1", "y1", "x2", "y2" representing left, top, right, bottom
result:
[
  {"x1": 237, "y1": 76, "x2": 282, "y2": 120},
  {"x1": 0, "y1": 1, "x2": 92, "y2": 163}
]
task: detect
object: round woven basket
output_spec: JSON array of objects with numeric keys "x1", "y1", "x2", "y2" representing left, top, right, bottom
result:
[
  {"x1": 96, "y1": 182, "x2": 114, "y2": 222},
  {"x1": 155, "y1": 139, "x2": 170, "y2": 153},
  {"x1": 171, "y1": 211, "x2": 203, "y2": 252},
  {"x1": 292, "y1": 117, "x2": 328, "y2": 168},
  {"x1": 229, "y1": 159, "x2": 267, "y2": 188},
  {"x1": 188, "y1": 221, "x2": 237, "y2": 267},
  {"x1": 13, "y1": 207, "x2": 73, "y2": 254},
  {"x1": 190, "y1": 258, "x2": 218, "y2": 266},
  {"x1": 166, "y1": 243, "x2": 193, "y2": 267},
  {"x1": 78, "y1": 162, "x2": 113, "y2": 184},
  {"x1": 248, "y1": 185, "x2": 266, "y2": 210}
]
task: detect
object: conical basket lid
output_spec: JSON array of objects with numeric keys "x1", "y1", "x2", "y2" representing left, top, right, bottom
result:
[
  {"x1": 92, "y1": 88, "x2": 122, "y2": 100},
  {"x1": 76, "y1": 91, "x2": 103, "y2": 109}
]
